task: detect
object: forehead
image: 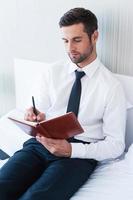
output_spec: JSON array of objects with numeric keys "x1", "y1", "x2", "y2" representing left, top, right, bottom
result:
[{"x1": 60, "y1": 23, "x2": 87, "y2": 39}]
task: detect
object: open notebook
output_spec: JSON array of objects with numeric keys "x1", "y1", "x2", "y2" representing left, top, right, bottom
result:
[{"x1": 8, "y1": 111, "x2": 84, "y2": 139}]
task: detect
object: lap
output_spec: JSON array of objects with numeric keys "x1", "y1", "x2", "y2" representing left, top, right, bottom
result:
[
  {"x1": 19, "y1": 158, "x2": 97, "y2": 200},
  {"x1": 0, "y1": 138, "x2": 98, "y2": 200}
]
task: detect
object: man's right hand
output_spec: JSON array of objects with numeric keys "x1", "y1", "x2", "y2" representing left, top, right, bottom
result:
[{"x1": 24, "y1": 107, "x2": 45, "y2": 122}]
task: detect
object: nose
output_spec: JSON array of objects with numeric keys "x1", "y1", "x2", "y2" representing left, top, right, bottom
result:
[{"x1": 67, "y1": 41, "x2": 75, "y2": 52}]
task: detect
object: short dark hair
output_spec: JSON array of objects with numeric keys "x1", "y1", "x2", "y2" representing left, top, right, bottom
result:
[{"x1": 59, "y1": 7, "x2": 98, "y2": 38}]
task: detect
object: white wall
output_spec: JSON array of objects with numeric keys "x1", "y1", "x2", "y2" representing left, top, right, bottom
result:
[
  {"x1": 15, "y1": 0, "x2": 115, "y2": 62},
  {"x1": 16, "y1": 0, "x2": 133, "y2": 75},
  {"x1": 0, "y1": 0, "x2": 16, "y2": 116},
  {"x1": 0, "y1": 0, "x2": 133, "y2": 115}
]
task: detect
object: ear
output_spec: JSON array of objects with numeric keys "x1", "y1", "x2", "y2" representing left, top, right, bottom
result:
[{"x1": 91, "y1": 30, "x2": 98, "y2": 43}]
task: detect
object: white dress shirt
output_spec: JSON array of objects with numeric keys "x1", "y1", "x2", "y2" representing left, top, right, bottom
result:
[{"x1": 34, "y1": 58, "x2": 126, "y2": 161}]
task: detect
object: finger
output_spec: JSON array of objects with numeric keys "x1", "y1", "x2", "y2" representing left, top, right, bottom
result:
[
  {"x1": 24, "y1": 107, "x2": 36, "y2": 121},
  {"x1": 36, "y1": 133, "x2": 42, "y2": 137},
  {"x1": 36, "y1": 135, "x2": 47, "y2": 144},
  {"x1": 25, "y1": 113, "x2": 37, "y2": 121},
  {"x1": 36, "y1": 136, "x2": 51, "y2": 150},
  {"x1": 36, "y1": 136, "x2": 41, "y2": 142},
  {"x1": 36, "y1": 136, "x2": 53, "y2": 148},
  {"x1": 37, "y1": 112, "x2": 45, "y2": 121}
]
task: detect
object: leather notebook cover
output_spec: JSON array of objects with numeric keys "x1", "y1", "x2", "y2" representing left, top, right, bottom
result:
[{"x1": 8, "y1": 112, "x2": 84, "y2": 139}]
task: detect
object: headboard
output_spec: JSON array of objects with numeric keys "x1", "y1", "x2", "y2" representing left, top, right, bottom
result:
[
  {"x1": 14, "y1": 58, "x2": 133, "y2": 151},
  {"x1": 115, "y1": 74, "x2": 133, "y2": 151}
]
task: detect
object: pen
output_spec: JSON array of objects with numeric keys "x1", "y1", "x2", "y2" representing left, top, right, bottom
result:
[{"x1": 32, "y1": 96, "x2": 38, "y2": 117}]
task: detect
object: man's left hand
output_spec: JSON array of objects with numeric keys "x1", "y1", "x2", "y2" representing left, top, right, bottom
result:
[{"x1": 36, "y1": 135, "x2": 72, "y2": 157}]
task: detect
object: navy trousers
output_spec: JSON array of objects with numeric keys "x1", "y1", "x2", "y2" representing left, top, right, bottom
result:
[
  {"x1": 0, "y1": 149, "x2": 10, "y2": 160},
  {"x1": 0, "y1": 138, "x2": 97, "y2": 200}
]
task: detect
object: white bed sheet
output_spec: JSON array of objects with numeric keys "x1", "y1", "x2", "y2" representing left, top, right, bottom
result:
[
  {"x1": 0, "y1": 110, "x2": 133, "y2": 200},
  {"x1": 0, "y1": 109, "x2": 31, "y2": 156},
  {"x1": 71, "y1": 158, "x2": 133, "y2": 200}
]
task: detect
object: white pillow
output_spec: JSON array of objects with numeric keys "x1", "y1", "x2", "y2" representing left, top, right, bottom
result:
[{"x1": 14, "y1": 58, "x2": 50, "y2": 110}]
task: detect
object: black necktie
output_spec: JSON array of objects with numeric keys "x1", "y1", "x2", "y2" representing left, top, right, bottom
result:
[{"x1": 66, "y1": 70, "x2": 85, "y2": 117}]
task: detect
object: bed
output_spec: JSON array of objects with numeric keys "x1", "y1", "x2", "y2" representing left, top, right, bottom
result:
[{"x1": 0, "y1": 58, "x2": 133, "y2": 200}]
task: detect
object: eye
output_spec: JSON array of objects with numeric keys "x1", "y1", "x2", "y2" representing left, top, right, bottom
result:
[{"x1": 74, "y1": 38, "x2": 82, "y2": 43}]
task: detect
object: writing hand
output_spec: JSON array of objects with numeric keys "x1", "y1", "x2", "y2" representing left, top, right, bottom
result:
[{"x1": 24, "y1": 107, "x2": 45, "y2": 122}]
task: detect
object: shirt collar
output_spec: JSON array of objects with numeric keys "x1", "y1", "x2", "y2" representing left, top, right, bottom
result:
[{"x1": 68, "y1": 57, "x2": 101, "y2": 79}]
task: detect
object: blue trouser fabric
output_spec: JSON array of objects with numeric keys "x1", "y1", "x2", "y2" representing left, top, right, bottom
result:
[
  {"x1": 0, "y1": 149, "x2": 10, "y2": 160},
  {"x1": 0, "y1": 138, "x2": 97, "y2": 200}
]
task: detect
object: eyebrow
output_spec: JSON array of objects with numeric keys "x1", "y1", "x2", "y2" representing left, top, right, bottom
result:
[{"x1": 62, "y1": 36, "x2": 82, "y2": 40}]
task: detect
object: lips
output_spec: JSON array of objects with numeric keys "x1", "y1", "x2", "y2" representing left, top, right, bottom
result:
[
  {"x1": 70, "y1": 52, "x2": 79, "y2": 57},
  {"x1": 71, "y1": 53, "x2": 78, "y2": 56}
]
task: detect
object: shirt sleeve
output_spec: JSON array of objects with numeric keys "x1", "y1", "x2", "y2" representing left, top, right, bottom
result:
[{"x1": 71, "y1": 83, "x2": 127, "y2": 161}]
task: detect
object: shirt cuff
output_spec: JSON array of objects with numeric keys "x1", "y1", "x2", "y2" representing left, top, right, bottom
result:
[{"x1": 70, "y1": 143, "x2": 86, "y2": 158}]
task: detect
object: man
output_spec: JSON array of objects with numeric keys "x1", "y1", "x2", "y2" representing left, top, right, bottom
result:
[{"x1": 0, "y1": 7, "x2": 126, "y2": 200}]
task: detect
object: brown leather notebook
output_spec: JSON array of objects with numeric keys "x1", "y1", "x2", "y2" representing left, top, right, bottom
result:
[{"x1": 8, "y1": 112, "x2": 84, "y2": 139}]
